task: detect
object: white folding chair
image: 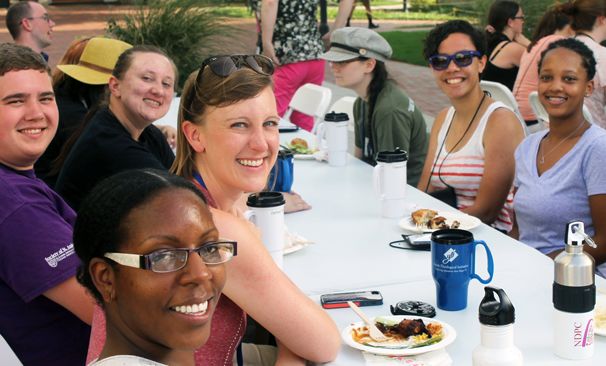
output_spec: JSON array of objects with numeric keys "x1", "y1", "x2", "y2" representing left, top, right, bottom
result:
[
  {"x1": 529, "y1": 91, "x2": 594, "y2": 127},
  {"x1": 153, "y1": 95, "x2": 181, "y2": 132},
  {"x1": 480, "y1": 80, "x2": 522, "y2": 117},
  {"x1": 327, "y1": 96, "x2": 356, "y2": 131},
  {"x1": 0, "y1": 335, "x2": 21, "y2": 366},
  {"x1": 280, "y1": 83, "x2": 332, "y2": 132},
  {"x1": 528, "y1": 91, "x2": 549, "y2": 126},
  {"x1": 327, "y1": 96, "x2": 357, "y2": 153}
]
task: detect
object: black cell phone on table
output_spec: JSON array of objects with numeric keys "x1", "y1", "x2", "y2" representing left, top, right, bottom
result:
[
  {"x1": 320, "y1": 290, "x2": 383, "y2": 309},
  {"x1": 389, "y1": 233, "x2": 431, "y2": 251}
]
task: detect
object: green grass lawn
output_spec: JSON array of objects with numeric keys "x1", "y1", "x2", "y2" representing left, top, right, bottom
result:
[
  {"x1": 208, "y1": 4, "x2": 472, "y2": 22},
  {"x1": 379, "y1": 30, "x2": 429, "y2": 66}
]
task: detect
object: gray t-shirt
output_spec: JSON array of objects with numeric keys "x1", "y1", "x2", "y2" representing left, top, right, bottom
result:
[{"x1": 514, "y1": 125, "x2": 606, "y2": 276}]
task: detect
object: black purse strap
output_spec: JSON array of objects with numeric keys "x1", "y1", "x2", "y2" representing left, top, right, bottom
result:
[{"x1": 424, "y1": 92, "x2": 487, "y2": 193}]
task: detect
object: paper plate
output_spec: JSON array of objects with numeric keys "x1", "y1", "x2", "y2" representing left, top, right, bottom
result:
[
  {"x1": 342, "y1": 315, "x2": 456, "y2": 356},
  {"x1": 399, "y1": 211, "x2": 481, "y2": 233},
  {"x1": 595, "y1": 292, "x2": 606, "y2": 336}
]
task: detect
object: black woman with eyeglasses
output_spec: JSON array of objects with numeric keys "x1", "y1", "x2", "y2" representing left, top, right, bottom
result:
[
  {"x1": 417, "y1": 20, "x2": 526, "y2": 234},
  {"x1": 5, "y1": 1, "x2": 55, "y2": 61},
  {"x1": 74, "y1": 169, "x2": 236, "y2": 366},
  {"x1": 55, "y1": 46, "x2": 177, "y2": 211},
  {"x1": 170, "y1": 55, "x2": 340, "y2": 365},
  {"x1": 481, "y1": 0, "x2": 529, "y2": 91}
]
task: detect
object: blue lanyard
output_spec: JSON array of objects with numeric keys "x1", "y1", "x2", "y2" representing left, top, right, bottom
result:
[{"x1": 193, "y1": 171, "x2": 207, "y2": 189}]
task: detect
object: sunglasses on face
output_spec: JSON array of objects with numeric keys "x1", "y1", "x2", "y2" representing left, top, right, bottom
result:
[
  {"x1": 428, "y1": 50, "x2": 482, "y2": 71},
  {"x1": 104, "y1": 240, "x2": 237, "y2": 273}
]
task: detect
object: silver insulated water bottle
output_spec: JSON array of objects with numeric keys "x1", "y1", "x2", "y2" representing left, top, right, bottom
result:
[{"x1": 553, "y1": 221, "x2": 596, "y2": 359}]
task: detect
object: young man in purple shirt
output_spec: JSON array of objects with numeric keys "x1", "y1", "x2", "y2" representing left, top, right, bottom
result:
[{"x1": 0, "y1": 43, "x2": 92, "y2": 365}]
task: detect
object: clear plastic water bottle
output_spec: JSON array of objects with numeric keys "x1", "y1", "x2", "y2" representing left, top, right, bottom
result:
[
  {"x1": 472, "y1": 286, "x2": 523, "y2": 366},
  {"x1": 553, "y1": 221, "x2": 596, "y2": 360}
]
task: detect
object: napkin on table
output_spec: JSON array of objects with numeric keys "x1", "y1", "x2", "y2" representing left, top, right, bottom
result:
[
  {"x1": 283, "y1": 226, "x2": 314, "y2": 254},
  {"x1": 362, "y1": 349, "x2": 452, "y2": 366}
]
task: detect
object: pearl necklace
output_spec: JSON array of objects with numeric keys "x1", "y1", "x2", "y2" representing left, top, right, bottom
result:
[{"x1": 539, "y1": 119, "x2": 586, "y2": 164}]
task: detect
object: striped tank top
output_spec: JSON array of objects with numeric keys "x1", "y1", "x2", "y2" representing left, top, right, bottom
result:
[{"x1": 429, "y1": 101, "x2": 514, "y2": 232}]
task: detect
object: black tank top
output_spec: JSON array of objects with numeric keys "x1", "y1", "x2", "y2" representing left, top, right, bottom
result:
[{"x1": 481, "y1": 41, "x2": 519, "y2": 91}]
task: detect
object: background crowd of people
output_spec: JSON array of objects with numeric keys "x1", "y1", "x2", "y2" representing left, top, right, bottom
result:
[{"x1": 1, "y1": 0, "x2": 605, "y2": 365}]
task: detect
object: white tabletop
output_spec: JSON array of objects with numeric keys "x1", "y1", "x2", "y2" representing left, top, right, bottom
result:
[{"x1": 280, "y1": 132, "x2": 605, "y2": 365}]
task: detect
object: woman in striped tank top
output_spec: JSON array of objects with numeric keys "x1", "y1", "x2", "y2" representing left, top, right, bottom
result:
[{"x1": 418, "y1": 20, "x2": 526, "y2": 233}]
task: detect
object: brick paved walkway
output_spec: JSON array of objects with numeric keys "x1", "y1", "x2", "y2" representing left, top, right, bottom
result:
[{"x1": 0, "y1": 4, "x2": 449, "y2": 117}]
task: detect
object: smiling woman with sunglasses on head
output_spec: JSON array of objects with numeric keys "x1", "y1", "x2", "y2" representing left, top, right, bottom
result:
[
  {"x1": 75, "y1": 169, "x2": 235, "y2": 365},
  {"x1": 418, "y1": 20, "x2": 526, "y2": 233},
  {"x1": 172, "y1": 54, "x2": 340, "y2": 364}
]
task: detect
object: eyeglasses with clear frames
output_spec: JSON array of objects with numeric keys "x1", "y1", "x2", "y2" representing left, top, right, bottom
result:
[
  {"x1": 104, "y1": 240, "x2": 237, "y2": 273},
  {"x1": 26, "y1": 14, "x2": 52, "y2": 24}
]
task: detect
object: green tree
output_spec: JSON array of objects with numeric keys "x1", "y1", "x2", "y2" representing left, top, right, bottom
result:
[
  {"x1": 475, "y1": 0, "x2": 558, "y2": 37},
  {"x1": 107, "y1": 0, "x2": 237, "y2": 90}
]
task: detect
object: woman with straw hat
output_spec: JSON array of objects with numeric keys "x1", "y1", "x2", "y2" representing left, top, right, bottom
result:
[
  {"x1": 35, "y1": 37, "x2": 132, "y2": 187},
  {"x1": 55, "y1": 45, "x2": 178, "y2": 211}
]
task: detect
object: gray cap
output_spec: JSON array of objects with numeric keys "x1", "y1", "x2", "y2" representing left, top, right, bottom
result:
[{"x1": 320, "y1": 27, "x2": 392, "y2": 62}]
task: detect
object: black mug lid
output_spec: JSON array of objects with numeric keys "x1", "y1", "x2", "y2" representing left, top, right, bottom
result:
[
  {"x1": 431, "y1": 229, "x2": 473, "y2": 244},
  {"x1": 478, "y1": 286, "x2": 515, "y2": 326},
  {"x1": 390, "y1": 301, "x2": 436, "y2": 318},
  {"x1": 324, "y1": 111, "x2": 349, "y2": 122},
  {"x1": 246, "y1": 191, "x2": 285, "y2": 208},
  {"x1": 376, "y1": 148, "x2": 408, "y2": 163},
  {"x1": 278, "y1": 148, "x2": 294, "y2": 158}
]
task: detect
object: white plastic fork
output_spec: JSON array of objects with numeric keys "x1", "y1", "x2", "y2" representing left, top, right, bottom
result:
[{"x1": 347, "y1": 301, "x2": 388, "y2": 341}]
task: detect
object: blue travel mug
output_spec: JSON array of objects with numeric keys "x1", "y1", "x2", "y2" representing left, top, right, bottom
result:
[
  {"x1": 267, "y1": 149, "x2": 294, "y2": 192},
  {"x1": 431, "y1": 229, "x2": 494, "y2": 311}
]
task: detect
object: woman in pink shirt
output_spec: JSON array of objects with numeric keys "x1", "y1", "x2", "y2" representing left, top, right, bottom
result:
[{"x1": 513, "y1": 4, "x2": 574, "y2": 131}]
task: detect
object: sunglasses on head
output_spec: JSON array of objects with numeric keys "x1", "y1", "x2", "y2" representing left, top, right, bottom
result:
[
  {"x1": 183, "y1": 55, "x2": 274, "y2": 120},
  {"x1": 428, "y1": 50, "x2": 482, "y2": 71},
  {"x1": 199, "y1": 54, "x2": 274, "y2": 80}
]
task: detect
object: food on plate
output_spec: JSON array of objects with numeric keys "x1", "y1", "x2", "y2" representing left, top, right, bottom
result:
[
  {"x1": 351, "y1": 317, "x2": 443, "y2": 349},
  {"x1": 288, "y1": 138, "x2": 314, "y2": 154},
  {"x1": 411, "y1": 209, "x2": 462, "y2": 230},
  {"x1": 429, "y1": 216, "x2": 448, "y2": 230},
  {"x1": 596, "y1": 304, "x2": 606, "y2": 330},
  {"x1": 411, "y1": 209, "x2": 438, "y2": 227}
]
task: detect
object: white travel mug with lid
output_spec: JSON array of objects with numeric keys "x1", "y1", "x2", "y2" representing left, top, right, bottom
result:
[
  {"x1": 373, "y1": 148, "x2": 407, "y2": 218},
  {"x1": 245, "y1": 192, "x2": 286, "y2": 269},
  {"x1": 315, "y1": 111, "x2": 349, "y2": 166}
]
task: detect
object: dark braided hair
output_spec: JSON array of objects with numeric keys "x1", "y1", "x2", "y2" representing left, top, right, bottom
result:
[
  {"x1": 538, "y1": 38, "x2": 596, "y2": 80},
  {"x1": 73, "y1": 169, "x2": 208, "y2": 304},
  {"x1": 366, "y1": 59, "x2": 388, "y2": 138}
]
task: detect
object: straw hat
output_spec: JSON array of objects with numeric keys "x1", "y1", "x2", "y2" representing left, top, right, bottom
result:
[{"x1": 57, "y1": 37, "x2": 133, "y2": 85}]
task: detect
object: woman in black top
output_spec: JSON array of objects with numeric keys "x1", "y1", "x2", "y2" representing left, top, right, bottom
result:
[
  {"x1": 35, "y1": 37, "x2": 130, "y2": 187},
  {"x1": 482, "y1": 0, "x2": 529, "y2": 90},
  {"x1": 55, "y1": 46, "x2": 177, "y2": 211}
]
